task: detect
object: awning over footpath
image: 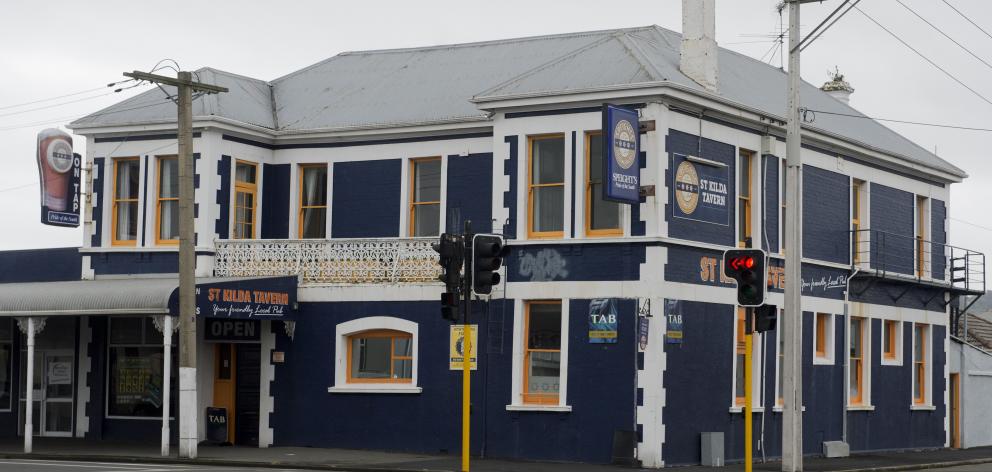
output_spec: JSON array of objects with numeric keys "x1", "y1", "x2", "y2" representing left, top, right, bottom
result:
[{"x1": 0, "y1": 276, "x2": 298, "y2": 320}]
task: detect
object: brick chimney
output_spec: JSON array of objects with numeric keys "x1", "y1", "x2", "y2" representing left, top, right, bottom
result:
[{"x1": 680, "y1": 0, "x2": 719, "y2": 93}]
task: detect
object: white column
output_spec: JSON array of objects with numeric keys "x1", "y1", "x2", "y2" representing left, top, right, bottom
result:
[
  {"x1": 24, "y1": 317, "x2": 35, "y2": 454},
  {"x1": 162, "y1": 315, "x2": 173, "y2": 457}
]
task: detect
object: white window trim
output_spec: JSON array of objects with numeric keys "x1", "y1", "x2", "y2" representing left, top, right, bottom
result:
[
  {"x1": 328, "y1": 316, "x2": 421, "y2": 394},
  {"x1": 730, "y1": 308, "x2": 764, "y2": 411},
  {"x1": 847, "y1": 316, "x2": 873, "y2": 408},
  {"x1": 577, "y1": 130, "x2": 630, "y2": 239},
  {"x1": 911, "y1": 322, "x2": 933, "y2": 408},
  {"x1": 507, "y1": 299, "x2": 571, "y2": 412},
  {"x1": 813, "y1": 312, "x2": 836, "y2": 365},
  {"x1": 881, "y1": 319, "x2": 904, "y2": 367},
  {"x1": 402, "y1": 156, "x2": 447, "y2": 238}
]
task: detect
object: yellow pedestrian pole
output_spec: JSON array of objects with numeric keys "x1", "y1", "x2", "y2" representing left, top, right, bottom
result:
[
  {"x1": 462, "y1": 322, "x2": 471, "y2": 472},
  {"x1": 744, "y1": 308, "x2": 753, "y2": 472}
]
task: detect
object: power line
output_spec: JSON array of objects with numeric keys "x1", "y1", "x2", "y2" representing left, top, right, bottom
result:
[
  {"x1": 854, "y1": 5, "x2": 992, "y2": 108},
  {"x1": 0, "y1": 95, "x2": 181, "y2": 132},
  {"x1": 941, "y1": 0, "x2": 992, "y2": 42},
  {"x1": 801, "y1": 108, "x2": 992, "y2": 132},
  {"x1": 0, "y1": 80, "x2": 133, "y2": 111},
  {"x1": 951, "y1": 217, "x2": 992, "y2": 234},
  {"x1": 895, "y1": 0, "x2": 992, "y2": 72}
]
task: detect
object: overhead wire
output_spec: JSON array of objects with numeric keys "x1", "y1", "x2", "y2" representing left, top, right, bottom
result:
[
  {"x1": 895, "y1": 0, "x2": 992, "y2": 72},
  {"x1": 795, "y1": 0, "x2": 854, "y2": 51},
  {"x1": 0, "y1": 82, "x2": 148, "y2": 119},
  {"x1": 853, "y1": 5, "x2": 992, "y2": 108},
  {"x1": 940, "y1": 0, "x2": 992, "y2": 42},
  {"x1": 0, "y1": 79, "x2": 134, "y2": 111},
  {"x1": 799, "y1": 0, "x2": 862, "y2": 52},
  {"x1": 800, "y1": 108, "x2": 992, "y2": 132}
]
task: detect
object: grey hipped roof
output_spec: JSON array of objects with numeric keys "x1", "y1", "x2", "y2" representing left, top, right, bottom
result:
[{"x1": 70, "y1": 25, "x2": 965, "y2": 178}]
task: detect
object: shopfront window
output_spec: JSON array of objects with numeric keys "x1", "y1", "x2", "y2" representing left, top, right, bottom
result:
[
  {"x1": 107, "y1": 317, "x2": 176, "y2": 418},
  {"x1": 0, "y1": 319, "x2": 11, "y2": 411}
]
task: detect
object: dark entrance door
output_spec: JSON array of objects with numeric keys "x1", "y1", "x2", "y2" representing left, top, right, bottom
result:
[{"x1": 234, "y1": 344, "x2": 261, "y2": 447}]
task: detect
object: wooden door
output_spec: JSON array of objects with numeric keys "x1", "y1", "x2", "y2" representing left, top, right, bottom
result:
[
  {"x1": 213, "y1": 343, "x2": 236, "y2": 443},
  {"x1": 951, "y1": 373, "x2": 961, "y2": 448}
]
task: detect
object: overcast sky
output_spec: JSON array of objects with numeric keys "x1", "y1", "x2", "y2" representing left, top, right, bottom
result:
[{"x1": 1, "y1": 0, "x2": 990, "y2": 259}]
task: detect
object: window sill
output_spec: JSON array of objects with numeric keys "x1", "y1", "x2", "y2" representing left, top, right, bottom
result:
[
  {"x1": 327, "y1": 385, "x2": 422, "y2": 394},
  {"x1": 880, "y1": 358, "x2": 903, "y2": 367},
  {"x1": 772, "y1": 405, "x2": 806, "y2": 413},
  {"x1": 911, "y1": 404, "x2": 936, "y2": 411},
  {"x1": 729, "y1": 406, "x2": 765, "y2": 414},
  {"x1": 847, "y1": 404, "x2": 875, "y2": 411},
  {"x1": 505, "y1": 404, "x2": 572, "y2": 413},
  {"x1": 813, "y1": 357, "x2": 834, "y2": 366}
]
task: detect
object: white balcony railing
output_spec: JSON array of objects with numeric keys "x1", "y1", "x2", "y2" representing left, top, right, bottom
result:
[{"x1": 214, "y1": 238, "x2": 442, "y2": 285}]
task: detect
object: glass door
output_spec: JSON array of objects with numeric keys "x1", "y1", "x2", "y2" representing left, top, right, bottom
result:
[
  {"x1": 42, "y1": 352, "x2": 73, "y2": 436},
  {"x1": 18, "y1": 350, "x2": 73, "y2": 437}
]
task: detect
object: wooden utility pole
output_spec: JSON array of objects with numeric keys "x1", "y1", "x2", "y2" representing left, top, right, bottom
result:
[{"x1": 123, "y1": 70, "x2": 227, "y2": 459}]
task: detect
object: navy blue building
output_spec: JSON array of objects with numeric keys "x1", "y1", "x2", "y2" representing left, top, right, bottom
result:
[{"x1": 0, "y1": 15, "x2": 983, "y2": 469}]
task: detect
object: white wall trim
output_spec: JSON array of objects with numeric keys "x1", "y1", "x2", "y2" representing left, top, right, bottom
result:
[
  {"x1": 258, "y1": 320, "x2": 275, "y2": 448},
  {"x1": 332, "y1": 316, "x2": 419, "y2": 391}
]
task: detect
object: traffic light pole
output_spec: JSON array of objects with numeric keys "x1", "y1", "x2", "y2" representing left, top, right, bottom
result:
[
  {"x1": 461, "y1": 220, "x2": 473, "y2": 472},
  {"x1": 744, "y1": 307, "x2": 754, "y2": 472}
]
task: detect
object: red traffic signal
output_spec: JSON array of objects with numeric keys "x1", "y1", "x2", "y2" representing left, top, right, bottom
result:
[{"x1": 723, "y1": 249, "x2": 767, "y2": 307}]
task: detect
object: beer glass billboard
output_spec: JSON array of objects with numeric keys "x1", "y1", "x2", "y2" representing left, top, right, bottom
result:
[{"x1": 36, "y1": 128, "x2": 81, "y2": 227}]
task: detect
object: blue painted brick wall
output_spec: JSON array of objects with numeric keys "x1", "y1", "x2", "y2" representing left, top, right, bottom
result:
[
  {"x1": 0, "y1": 247, "x2": 80, "y2": 283},
  {"x1": 802, "y1": 165, "x2": 849, "y2": 264},
  {"x1": 91, "y1": 157, "x2": 105, "y2": 247},
  {"x1": 447, "y1": 153, "x2": 493, "y2": 233},
  {"x1": 261, "y1": 164, "x2": 290, "y2": 239},
  {"x1": 503, "y1": 136, "x2": 518, "y2": 238},
  {"x1": 332, "y1": 159, "x2": 401, "y2": 238},
  {"x1": 870, "y1": 183, "x2": 915, "y2": 275},
  {"x1": 931, "y1": 199, "x2": 947, "y2": 280},
  {"x1": 665, "y1": 129, "x2": 736, "y2": 246},
  {"x1": 507, "y1": 243, "x2": 645, "y2": 282},
  {"x1": 763, "y1": 154, "x2": 780, "y2": 253},
  {"x1": 215, "y1": 155, "x2": 231, "y2": 239}
]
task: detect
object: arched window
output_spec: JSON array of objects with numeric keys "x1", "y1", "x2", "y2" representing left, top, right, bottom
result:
[{"x1": 330, "y1": 317, "x2": 420, "y2": 394}]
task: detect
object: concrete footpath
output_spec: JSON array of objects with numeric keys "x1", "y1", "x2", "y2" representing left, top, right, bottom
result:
[{"x1": 1, "y1": 439, "x2": 992, "y2": 471}]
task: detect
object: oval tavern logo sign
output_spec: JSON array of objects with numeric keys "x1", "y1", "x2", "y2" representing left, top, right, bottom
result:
[
  {"x1": 612, "y1": 119, "x2": 637, "y2": 170},
  {"x1": 674, "y1": 160, "x2": 700, "y2": 215}
]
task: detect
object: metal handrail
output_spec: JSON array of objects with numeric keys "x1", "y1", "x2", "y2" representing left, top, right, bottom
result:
[{"x1": 850, "y1": 228, "x2": 985, "y2": 293}]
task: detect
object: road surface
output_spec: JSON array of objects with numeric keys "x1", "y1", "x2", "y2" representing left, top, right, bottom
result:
[{"x1": 0, "y1": 459, "x2": 309, "y2": 471}]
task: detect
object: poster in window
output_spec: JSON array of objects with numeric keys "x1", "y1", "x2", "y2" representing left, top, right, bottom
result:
[
  {"x1": 449, "y1": 325, "x2": 478, "y2": 370},
  {"x1": 588, "y1": 298, "x2": 618, "y2": 344},
  {"x1": 47, "y1": 361, "x2": 72, "y2": 385},
  {"x1": 602, "y1": 105, "x2": 640, "y2": 204},
  {"x1": 671, "y1": 153, "x2": 729, "y2": 226},
  {"x1": 638, "y1": 316, "x2": 650, "y2": 351},
  {"x1": 665, "y1": 299, "x2": 683, "y2": 344}
]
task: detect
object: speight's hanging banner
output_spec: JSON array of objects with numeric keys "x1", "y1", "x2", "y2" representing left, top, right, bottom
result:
[
  {"x1": 588, "y1": 298, "x2": 618, "y2": 344},
  {"x1": 602, "y1": 104, "x2": 640, "y2": 204},
  {"x1": 671, "y1": 153, "x2": 730, "y2": 226},
  {"x1": 36, "y1": 128, "x2": 81, "y2": 227}
]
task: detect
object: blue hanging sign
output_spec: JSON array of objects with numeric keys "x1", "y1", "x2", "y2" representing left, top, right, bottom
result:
[
  {"x1": 671, "y1": 153, "x2": 730, "y2": 226},
  {"x1": 169, "y1": 276, "x2": 298, "y2": 320},
  {"x1": 588, "y1": 298, "x2": 618, "y2": 344},
  {"x1": 602, "y1": 104, "x2": 640, "y2": 204}
]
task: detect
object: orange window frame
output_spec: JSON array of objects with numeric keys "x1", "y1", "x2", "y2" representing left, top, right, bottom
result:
[
  {"x1": 523, "y1": 300, "x2": 562, "y2": 405},
  {"x1": 735, "y1": 307, "x2": 747, "y2": 406},
  {"x1": 815, "y1": 313, "x2": 829, "y2": 358},
  {"x1": 298, "y1": 164, "x2": 328, "y2": 239},
  {"x1": 409, "y1": 157, "x2": 442, "y2": 237},
  {"x1": 883, "y1": 320, "x2": 898, "y2": 360},
  {"x1": 850, "y1": 317, "x2": 865, "y2": 405},
  {"x1": 852, "y1": 180, "x2": 863, "y2": 263},
  {"x1": 584, "y1": 132, "x2": 622, "y2": 237},
  {"x1": 155, "y1": 156, "x2": 178, "y2": 245},
  {"x1": 527, "y1": 134, "x2": 565, "y2": 239},
  {"x1": 233, "y1": 160, "x2": 258, "y2": 239},
  {"x1": 345, "y1": 329, "x2": 413, "y2": 384},
  {"x1": 777, "y1": 309, "x2": 785, "y2": 405},
  {"x1": 111, "y1": 157, "x2": 140, "y2": 246},
  {"x1": 917, "y1": 196, "x2": 927, "y2": 277},
  {"x1": 738, "y1": 151, "x2": 753, "y2": 247},
  {"x1": 914, "y1": 324, "x2": 927, "y2": 405}
]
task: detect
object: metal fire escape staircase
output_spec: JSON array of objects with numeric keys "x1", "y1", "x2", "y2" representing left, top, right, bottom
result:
[{"x1": 849, "y1": 229, "x2": 985, "y2": 336}]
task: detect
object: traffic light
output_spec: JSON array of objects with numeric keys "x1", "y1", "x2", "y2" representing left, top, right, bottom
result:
[
  {"x1": 723, "y1": 249, "x2": 767, "y2": 307},
  {"x1": 433, "y1": 233, "x2": 464, "y2": 322},
  {"x1": 472, "y1": 234, "x2": 508, "y2": 295},
  {"x1": 754, "y1": 304, "x2": 777, "y2": 333}
]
